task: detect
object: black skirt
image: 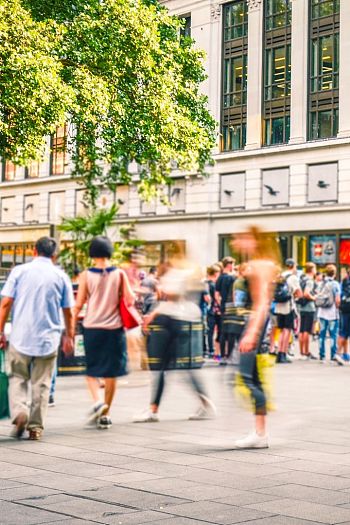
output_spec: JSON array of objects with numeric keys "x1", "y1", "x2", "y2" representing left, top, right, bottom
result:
[{"x1": 83, "y1": 327, "x2": 128, "y2": 378}]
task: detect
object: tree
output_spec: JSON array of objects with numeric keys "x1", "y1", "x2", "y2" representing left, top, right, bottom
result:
[
  {"x1": 1, "y1": 0, "x2": 217, "y2": 204},
  {"x1": 58, "y1": 204, "x2": 142, "y2": 275}
]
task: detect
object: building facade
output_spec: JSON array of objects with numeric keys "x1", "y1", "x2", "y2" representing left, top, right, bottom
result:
[{"x1": 1, "y1": 0, "x2": 350, "y2": 273}]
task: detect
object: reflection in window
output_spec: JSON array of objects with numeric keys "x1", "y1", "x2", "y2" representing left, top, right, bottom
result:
[
  {"x1": 180, "y1": 15, "x2": 191, "y2": 39},
  {"x1": 223, "y1": 56, "x2": 247, "y2": 108},
  {"x1": 222, "y1": 124, "x2": 246, "y2": 152},
  {"x1": 265, "y1": 116, "x2": 290, "y2": 145},
  {"x1": 310, "y1": 109, "x2": 338, "y2": 139},
  {"x1": 265, "y1": 45, "x2": 291, "y2": 101},
  {"x1": 311, "y1": 34, "x2": 338, "y2": 92},
  {"x1": 51, "y1": 124, "x2": 67, "y2": 175},
  {"x1": 25, "y1": 161, "x2": 40, "y2": 179},
  {"x1": 224, "y1": 1, "x2": 247, "y2": 41},
  {"x1": 2, "y1": 161, "x2": 17, "y2": 182},
  {"x1": 312, "y1": 0, "x2": 339, "y2": 19},
  {"x1": 265, "y1": 0, "x2": 291, "y2": 30}
]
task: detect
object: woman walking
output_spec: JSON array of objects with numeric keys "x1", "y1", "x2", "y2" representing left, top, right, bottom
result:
[
  {"x1": 231, "y1": 226, "x2": 279, "y2": 448},
  {"x1": 74, "y1": 236, "x2": 134, "y2": 429}
]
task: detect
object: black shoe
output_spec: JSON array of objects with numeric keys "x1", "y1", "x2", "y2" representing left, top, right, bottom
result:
[
  {"x1": 97, "y1": 415, "x2": 112, "y2": 429},
  {"x1": 277, "y1": 352, "x2": 291, "y2": 364},
  {"x1": 48, "y1": 395, "x2": 55, "y2": 407}
]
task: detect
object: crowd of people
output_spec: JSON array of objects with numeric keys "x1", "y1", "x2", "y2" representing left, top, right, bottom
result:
[{"x1": 0, "y1": 228, "x2": 348, "y2": 449}]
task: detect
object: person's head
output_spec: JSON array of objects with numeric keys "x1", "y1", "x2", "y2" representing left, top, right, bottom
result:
[
  {"x1": 149, "y1": 266, "x2": 157, "y2": 276},
  {"x1": 238, "y1": 262, "x2": 249, "y2": 277},
  {"x1": 285, "y1": 258, "x2": 297, "y2": 272},
  {"x1": 89, "y1": 236, "x2": 113, "y2": 259},
  {"x1": 325, "y1": 264, "x2": 336, "y2": 278},
  {"x1": 35, "y1": 237, "x2": 57, "y2": 259},
  {"x1": 315, "y1": 271, "x2": 323, "y2": 282},
  {"x1": 207, "y1": 264, "x2": 221, "y2": 280},
  {"x1": 305, "y1": 262, "x2": 316, "y2": 277},
  {"x1": 222, "y1": 256, "x2": 235, "y2": 273},
  {"x1": 231, "y1": 226, "x2": 280, "y2": 264}
]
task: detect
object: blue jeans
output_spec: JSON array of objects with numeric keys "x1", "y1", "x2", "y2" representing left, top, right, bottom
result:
[{"x1": 319, "y1": 318, "x2": 339, "y2": 359}]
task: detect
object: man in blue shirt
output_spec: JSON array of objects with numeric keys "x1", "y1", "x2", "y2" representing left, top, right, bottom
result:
[{"x1": 0, "y1": 237, "x2": 74, "y2": 440}]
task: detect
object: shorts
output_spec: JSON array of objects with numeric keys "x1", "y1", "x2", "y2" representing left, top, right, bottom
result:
[
  {"x1": 277, "y1": 312, "x2": 294, "y2": 330},
  {"x1": 339, "y1": 313, "x2": 350, "y2": 339},
  {"x1": 299, "y1": 312, "x2": 314, "y2": 334}
]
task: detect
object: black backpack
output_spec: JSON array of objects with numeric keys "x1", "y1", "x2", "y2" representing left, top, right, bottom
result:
[
  {"x1": 274, "y1": 276, "x2": 292, "y2": 303},
  {"x1": 340, "y1": 278, "x2": 350, "y2": 313},
  {"x1": 297, "y1": 274, "x2": 315, "y2": 307}
]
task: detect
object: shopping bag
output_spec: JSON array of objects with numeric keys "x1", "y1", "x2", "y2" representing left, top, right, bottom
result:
[{"x1": 0, "y1": 351, "x2": 10, "y2": 419}]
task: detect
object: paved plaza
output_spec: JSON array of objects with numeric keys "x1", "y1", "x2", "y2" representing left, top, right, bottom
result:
[{"x1": 1, "y1": 358, "x2": 350, "y2": 525}]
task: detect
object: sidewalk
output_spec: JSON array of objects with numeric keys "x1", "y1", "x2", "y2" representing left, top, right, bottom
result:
[{"x1": 1, "y1": 360, "x2": 350, "y2": 525}]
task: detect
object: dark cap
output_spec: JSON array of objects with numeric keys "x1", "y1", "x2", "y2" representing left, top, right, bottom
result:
[
  {"x1": 285, "y1": 258, "x2": 296, "y2": 267},
  {"x1": 89, "y1": 236, "x2": 113, "y2": 259}
]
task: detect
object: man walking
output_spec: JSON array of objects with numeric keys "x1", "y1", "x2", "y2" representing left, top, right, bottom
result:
[
  {"x1": 215, "y1": 257, "x2": 235, "y2": 364},
  {"x1": 298, "y1": 262, "x2": 317, "y2": 360},
  {"x1": 0, "y1": 237, "x2": 74, "y2": 440}
]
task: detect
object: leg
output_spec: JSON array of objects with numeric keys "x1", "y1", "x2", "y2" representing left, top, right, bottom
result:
[
  {"x1": 304, "y1": 332, "x2": 310, "y2": 356},
  {"x1": 29, "y1": 352, "x2": 57, "y2": 430},
  {"x1": 103, "y1": 378, "x2": 117, "y2": 413},
  {"x1": 86, "y1": 376, "x2": 101, "y2": 404},
  {"x1": 150, "y1": 316, "x2": 174, "y2": 412},
  {"x1": 219, "y1": 330, "x2": 227, "y2": 358},
  {"x1": 49, "y1": 366, "x2": 57, "y2": 399},
  {"x1": 8, "y1": 346, "x2": 31, "y2": 423},
  {"x1": 329, "y1": 319, "x2": 339, "y2": 359},
  {"x1": 239, "y1": 350, "x2": 267, "y2": 433},
  {"x1": 298, "y1": 332, "x2": 305, "y2": 356},
  {"x1": 207, "y1": 314, "x2": 215, "y2": 355},
  {"x1": 319, "y1": 318, "x2": 327, "y2": 359}
]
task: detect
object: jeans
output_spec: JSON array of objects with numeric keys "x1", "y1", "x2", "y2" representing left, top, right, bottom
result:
[
  {"x1": 207, "y1": 313, "x2": 221, "y2": 355},
  {"x1": 239, "y1": 350, "x2": 266, "y2": 416},
  {"x1": 319, "y1": 318, "x2": 339, "y2": 359}
]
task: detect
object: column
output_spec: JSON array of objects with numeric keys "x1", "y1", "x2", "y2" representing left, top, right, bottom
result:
[
  {"x1": 289, "y1": 0, "x2": 309, "y2": 144},
  {"x1": 338, "y1": 0, "x2": 350, "y2": 138},
  {"x1": 245, "y1": 0, "x2": 264, "y2": 151},
  {"x1": 208, "y1": 3, "x2": 222, "y2": 154}
]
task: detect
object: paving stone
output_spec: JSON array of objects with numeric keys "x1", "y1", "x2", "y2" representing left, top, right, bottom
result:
[
  {"x1": 0, "y1": 486, "x2": 61, "y2": 502},
  {"x1": 39, "y1": 497, "x2": 138, "y2": 521},
  {"x1": 0, "y1": 479, "x2": 24, "y2": 490},
  {"x1": 213, "y1": 490, "x2": 281, "y2": 506},
  {"x1": 161, "y1": 501, "x2": 272, "y2": 524},
  {"x1": 10, "y1": 472, "x2": 112, "y2": 492},
  {"x1": 98, "y1": 510, "x2": 173, "y2": 525},
  {"x1": 271, "y1": 459, "x2": 350, "y2": 477},
  {"x1": 196, "y1": 458, "x2": 291, "y2": 477},
  {"x1": 267, "y1": 471, "x2": 350, "y2": 490},
  {"x1": 237, "y1": 517, "x2": 326, "y2": 525},
  {"x1": 0, "y1": 500, "x2": 65, "y2": 525},
  {"x1": 145, "y1": 519, "x2": 219, "y2": 525},
  {"x1": 97, "y1": 472, "x2": 163, "y2": 484},
  {"x1": 255, "y1": 483, "x2": 350, "y2": 505},
  {"x1": 129, "y1": 450, "x2": 209, "y2": 466},
  {"x1": 178, "y1": 468, "x2": 286, "y2": 490},
  {"x1": 246, "y1": 497, "x2": 350, "y2": 524}
]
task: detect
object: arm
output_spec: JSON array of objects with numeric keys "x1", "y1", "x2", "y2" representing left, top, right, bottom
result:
[
  {"x1": 73, "y1": 271, "x2": 88, "y2": 326},
  {"x1": 120, "y1": 270, "x2": 135, "y2": 306},
  {"x1": 63, "y1": 307, "x2": 74, "y2": 339},
  {"x1": 0, "y1": 297, "x2": 13, "y2": 349}
]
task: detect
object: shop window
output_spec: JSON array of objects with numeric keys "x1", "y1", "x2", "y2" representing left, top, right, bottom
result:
[
  {"x1": 309, "y1": 234, "x2": 336, "y2": 265},
  {"x1": 308, "y1": 162, "x2": 338, "y2": 203},
  {"x1": 1, "y1": 245, "x2": 15, "y2": 268},
  {"x1": 24, "y1": 244, "x2": 35, "y2": 263},
  {"x1": 1, "y1": 196, "x2": 16, "y2": 224},
  {"x1": 220, "y1": 173, "x2": 245, "y2": 209},
  {"x1": 169, "y1": 180, "x2": 186, "y2": 212},
  {"x1": 24, "y1": 194, "x2": 40, "y2": 223},
  {"x1": 293, "y1": 236, "x2": 307, "y2": 268},
  {"x1": 262, "y1": 168, "x2": 289, "y2": 206},
  {"x1": 49, "y1": 191, "x2": 65, "y2": 224}
]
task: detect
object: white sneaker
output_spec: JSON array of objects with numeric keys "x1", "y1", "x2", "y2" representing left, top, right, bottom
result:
[
  {"x1": 299, "y1": 355, "x2": 308, "y2": 361},
  {"x1": 189, "y1": 404, "x2": 216, "y2": 420},
  {"x1": 234, "y1": 432, "x2": 269, "y2": 449},
  {"x1": 333, "y1": 354, "x2": 345, "y2": 366},
  {"x1": 86, "y1": 402, "x2": 108, "y2": 426},
  {"x1": 133, "y1": 408, "x2": 159, "y2": 423}
]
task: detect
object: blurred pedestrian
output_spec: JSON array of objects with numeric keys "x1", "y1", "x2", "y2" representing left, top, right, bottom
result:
[
  {"x1": 206, "y1": 265, "x2": 221, "y2": 358},
  {"x1": 74, "y1": 236, "x2": 134, "y2": 429},
  {"x1": 298, "y1": 262, "x2": 317, "y2": 360},
  {"x1": 215, "y1": 257, "x2": 236, "y2": 364},
  {"x1": 0, "y1": 237, "x2": 75, "y2": 440},
  {"x1": 231, "y1": 227, "x2": 279, "y2": 449}
]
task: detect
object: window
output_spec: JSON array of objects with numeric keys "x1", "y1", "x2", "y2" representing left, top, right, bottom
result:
[
  {"x1": 312, "y1": 0, "x2": 339, "y2": 19},
  {"x1": 49, "y1": 192, "x2": 65, "y2": 224},
  {"x1": 180, "y1": 15, "x2": 191, "y2": 39},
  {"x1": 221, "y1": 1, "x2": 248, "y2": 152},
  {"x1": 24, "y1": 194, "x2": 40, "y2": 223},
  {"x1": 1, "y1": 197, "x2": 16, "y2": 224},
  {"x1": 220, "y1": 173, "x2": 245, "y2": 209},
  {"x1": 2, "y1": 161, "x2": 17, "y2": 182},
  {"x1": 308, "y1": 0, "x2": 339, "y2": 140},
  {"x1": 50, "y1": 124, "x2": 68, "y2": 175},
  {"x1": 263, "y1": 1, "x2": 291, "y2": 146},
  {"x1": 262, "y1": 168, "x2": 289, "y2": 206},
  {"x1": 265, "y1": 0, "x2": 291, "y2": 30},
  {"x1": 25, "y1": 160, "x2": 40, "y2": 179},
  {"x1": 169, "y1": 179, "x2": 186, "y2": 212},
  {"x1": 308, "y1": 162, "x2": 338, "y2": 202}
]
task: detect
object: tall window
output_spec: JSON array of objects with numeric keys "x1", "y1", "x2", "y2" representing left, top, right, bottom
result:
[
  {"x1": 50, "y1": 124, "x2": 67, "y2": 175},
  {"x1": 263, "y1": 0, "x2": 291, "y2": 146},
  {"x1": 221, "y1": 1, "x2": 248, "y2": 152},
  {"x1": 180, "y1": 15, "x2": 191, "y2": 39},
  {"x1": 309, "y1": 0, "x2": 339, "y2": 140},
  {"x1": 25, "y1": 161, "x2": 40, "y2": 179},
  {"x1": 2, "y1": 161, "x2": 17, "y2": 182}
]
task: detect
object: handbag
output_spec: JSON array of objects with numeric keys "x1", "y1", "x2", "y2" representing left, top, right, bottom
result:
[
  {"x1": 119, "y1": 270, "x2": 142, "y2": 330},
  {"x1": 0, "y1": 351, "x2": 10, "y2": 419}
]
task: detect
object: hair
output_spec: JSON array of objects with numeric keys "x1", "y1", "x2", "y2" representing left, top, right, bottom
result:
[
  {"x1": 222, "y1": 256, "x2": 235, "y2": 268},
  {"x1": 207, "y1": 264, "x2": 221, "y2": 276},
  {"x1": 89, "y1": 236, "x2": 113, "y2": 259},
  {"x1": 325, "y1": 264, "x2": 336, "y2": 278},
  {"x1": 237, "y1": 225, "x2": 281, "y2": 264},
  {"x1": 35, "y1": 237, "x2": 57, "y2": 258},
  {"x1": 149, "y1": 266, "x2": 157, "y2": 275},
  {"x1": 305, "y1": 262, "x2": 316, "y2": 274}
]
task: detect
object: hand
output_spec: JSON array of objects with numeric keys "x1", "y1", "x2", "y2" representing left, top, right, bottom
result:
[
  {"x1": 0, "y1": 332, "x2": 7, "y2": 350},
  {"x1": 239, "y1": 332, "x2": 258, "y2": 353},
  {"x1": 62, "y1": 335, "x2": 74, "y2": 356}
]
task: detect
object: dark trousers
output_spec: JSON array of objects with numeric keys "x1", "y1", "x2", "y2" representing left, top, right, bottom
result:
[
  {"x1": 207, "y1": 313, "x2": 221, "y2": 354},
  {"x1": 239, "y1": 350, "x2": 266, "y2": 416},
  {"x1": 151, "y1": 315, "x2": 207, "y2": 407},
  {"x1": 220, "y1": 332, "x2": 237, "y2": 359}
]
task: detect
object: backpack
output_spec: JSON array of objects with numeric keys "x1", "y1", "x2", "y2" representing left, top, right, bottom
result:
[
  {"x1": 274, "y1": 276, "x2": 292, "y2": 303},
  {"x1": 315, "y1": 279, "x2": 335, "y2": 309},
  {"x1": 297, "y1": 274, "x2": 315, "y2": 307},
  {"x1": 340, "y1": 278, "x2": 350, "y2": 313}
]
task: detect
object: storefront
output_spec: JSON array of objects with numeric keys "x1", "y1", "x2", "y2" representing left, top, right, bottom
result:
[{"x1": 220, "y1": 230, "x2": 350, "y2": 278}]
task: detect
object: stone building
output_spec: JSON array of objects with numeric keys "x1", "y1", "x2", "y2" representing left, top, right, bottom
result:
[{"x1": 1, "y1": 0, "x2": 350, "y2": 272}]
